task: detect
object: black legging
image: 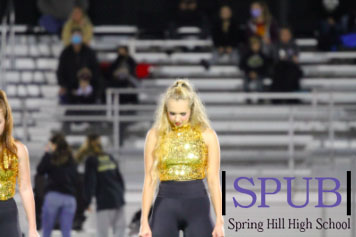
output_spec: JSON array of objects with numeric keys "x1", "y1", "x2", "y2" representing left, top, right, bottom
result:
[
  {"x1": 149, "y1": 179, "x2": 214, "y2": 237},
  {"x1": 0, "y1": 198, "x2": 21, "y2": 237}
]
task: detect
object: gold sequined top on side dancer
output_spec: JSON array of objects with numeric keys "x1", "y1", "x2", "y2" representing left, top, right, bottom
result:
[
  {"x1": 157, "y1": 123, "x2": 208, "y2": 181},
  {"x1": 0, "y1": 148, "x2": 18, "y2": 200}
]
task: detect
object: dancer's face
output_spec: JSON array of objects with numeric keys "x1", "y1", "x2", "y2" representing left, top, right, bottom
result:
[
  {"x1": 0, "y1": 110, "x2": 4, "y2": 137},
  {"x1": 166, "y1": 99, "x2": 191, "y2": 127}
]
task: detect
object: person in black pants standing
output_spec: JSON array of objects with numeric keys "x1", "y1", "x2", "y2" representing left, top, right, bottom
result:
[{"x1": 81, "y1": 134, "x2": 126, "y2": 237}]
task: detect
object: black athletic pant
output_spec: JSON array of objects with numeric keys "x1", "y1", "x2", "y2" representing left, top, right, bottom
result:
[
  {"x1": 0, "y1": 198, "x2": 21, "y2": 237},
  {"x1": 149, "y1": 179, "x2": 214, "y2": 237}
]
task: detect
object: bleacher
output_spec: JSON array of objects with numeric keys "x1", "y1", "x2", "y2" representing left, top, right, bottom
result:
[{"x1": 2, "y1": 26, "x2": 356, "y2": 172}]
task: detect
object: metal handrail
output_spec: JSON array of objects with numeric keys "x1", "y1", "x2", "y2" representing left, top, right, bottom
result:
[{"x1": 16, "y1": 90, "x2": 352, "y2": 162}]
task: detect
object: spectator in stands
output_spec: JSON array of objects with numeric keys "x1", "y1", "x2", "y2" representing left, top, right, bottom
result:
[
  {"x1": 37, "y1": 0, "x2": 88, "y2": 34},
  {"x1": 317, "y1": 0, "x2": 348, "y2": 51},
  {"x1": 169, "y1": 0, "x2": 209, "y2": 38},
  {"x1": 210, "y1": 5, "x2": 240, "y2": 64},
  {"x1": 107, "y1": 46, "x2": 139, "y2": 104},
  {"x1": 273, "y1": 26, "x2": 299, "y2": 64},
  {"x1": 37, "y1": 133, "x2": 78, "y2": 237},
  {"x1": 82, "y1": 134, "x2": 126, "y2": 237},
  {"x1": 62, "y1": 5, "x2": 93, "y2": 46},
  {"x1": 106, "y1": 46, "x2": 139, "y2": 147},
  {"x1": 246, "y1": 1, "x2": 278, "y2": 56},
  {"x1": 57, "y1": 28, "x2": 101, "y2": 104},
  {"x1": 239, "y1": 36, "x2": 269, "y2": 94},
  {"x1": 270, "y1": 27, "x2": 302, "y2": 95},
  {"x1": 71, "y1": 67, "x2": 96, "y2": 104}
]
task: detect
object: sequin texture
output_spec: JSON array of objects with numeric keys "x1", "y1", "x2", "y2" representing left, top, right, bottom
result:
[
  {"x1": 0, "y1": 148, "x2": 18, "y2": 200},
  {"x1": 157, "y1": 123, "x2": 208, "y2": 181}
]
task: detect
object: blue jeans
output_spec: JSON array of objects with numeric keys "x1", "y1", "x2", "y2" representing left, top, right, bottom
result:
[{"x1": 42, "y1": 191, "x2": 77, "y2": 237}]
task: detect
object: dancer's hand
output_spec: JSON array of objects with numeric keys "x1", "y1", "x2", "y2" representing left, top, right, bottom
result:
[
  {"x1": 139, "y1": 221, "x2": 152, "y2": 237},
  {"x1": 212, "y1": 223, "x2": 225, "y2": 237},
  {"x1": 29, "y1": 228, "x2": 40, "y2": 237}
]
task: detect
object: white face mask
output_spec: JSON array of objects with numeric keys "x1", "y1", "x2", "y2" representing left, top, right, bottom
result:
[{"x1": 323, "y1": 0, "x2": 339, "y2": 11}]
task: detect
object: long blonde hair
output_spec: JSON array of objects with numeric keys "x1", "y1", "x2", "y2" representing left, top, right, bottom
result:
[
  {"x1": 150, "y1": 79, "x2": 211, "y2": 183},
  {"x1": 0, "y1": 90, "x2": 17, "y2": 169}
]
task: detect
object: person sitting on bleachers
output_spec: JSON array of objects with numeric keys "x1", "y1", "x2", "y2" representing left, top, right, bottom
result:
[
  {"x1": 61, "y1": 5, "x2": 93, "y2": 46},
  {"x1": 316, "y1": 0, "x2": 349, "y2": 51},
  {"x1": 246, "y1": 1, "x2": 278, "y2": 56},
  {"x1": 239, "y1": 36, "x2": 269, "y2": 94},
  {"x1": 270, "y1": 27, "x2": 303, "y2": 103},
  {"x1": 210, "y1": 5, "x2": 240, "y2": 64},
  {"x1": 57, "y1": 28, "x2": 100, "y2": 104},
  {"x1": 169, "y1": 0, "x2": 209, "y2": 38},
  {"x1": 37, "y1": 0, "x2": 88, "y2": 34},
  {"x1": 70, "y1": 67, "x2": 96, "y2": 104},
  {"x1": 273, "y1": 26, "x2": 299, "y2": 64},
  {"x1": 107, "y1": 46, "x2": 139, "y2": 104}
]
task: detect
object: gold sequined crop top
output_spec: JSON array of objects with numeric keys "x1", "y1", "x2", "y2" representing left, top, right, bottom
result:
[
  {"x1": 157, "y1": 123, "x2": 208, "y2": 181},
  {"x1": 0, "y1": 148, "x2": 18, "y2": 200}
]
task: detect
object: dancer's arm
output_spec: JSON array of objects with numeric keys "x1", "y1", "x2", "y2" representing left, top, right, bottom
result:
[
  {"x1": 17, "y1": 142, "x2": 39, "y2": 237},
  {"x1": 139, "y1": 128, "x2": 158, "y2": 236},
  {"x1": 204, "y1": 128, "x2": 225, "y2": 236}
]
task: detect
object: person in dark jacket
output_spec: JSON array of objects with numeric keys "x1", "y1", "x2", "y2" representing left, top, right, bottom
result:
[
  {"x1": 271, "y1": 27, "x2": 302, "y2": 94},
  {"x1": 81, "y1": 134, "x2": 126, "y2": 237},
  {"x1": 57, "y1": 28, "x2": 101, "y2": 104},
  {"x1": 37, "y1": 133, "x2": 78, "y2": 237},
  {"x1": 210, "y1": 5, "x2": 240, "y2": 64},
  {"x1": 239, "y1": 36, "x2": 269, "y2": 93},
  {"x1": 169, "y1": 0, "x2": 209, "y2": 38},
  {"x1": 317, "y1": 0, "x2": 348, "y2": 51}
]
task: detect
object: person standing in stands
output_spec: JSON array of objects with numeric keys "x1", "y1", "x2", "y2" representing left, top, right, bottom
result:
[
  {"x1": 0, "y1": 90, "x2": 39, "y2": 237},
  {"x1": 57, "y1": 28, "x2": 101, "y2": 104},
  {"x1": 37, "y1": 133, "x2": 78, "y2": 237},
  {"x1": 82, "y1": 134, "x2": 126, "y2": 237},
  {"x1": 139, "y1": 79, "x2": 224, "y2": 237},
  {"x1": 62, "y1": 5, "x2": 93, "y2": 46}
]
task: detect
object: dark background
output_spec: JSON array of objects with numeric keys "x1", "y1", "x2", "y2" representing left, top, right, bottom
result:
[{"x1": 10, "y1": 0, "x2": 355, "y2": 37}]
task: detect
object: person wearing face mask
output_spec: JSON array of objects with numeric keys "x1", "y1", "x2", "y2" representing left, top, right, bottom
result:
[
  {"x1": 62, "y1": 5, "x2": 93, "y2": 46},
  {"x1": 57, "y1": 28, "x2": 101, "y2": 105},
  {"x1": 317, "y1": 0, "x2": 348, "y2": 51},
  {"x1": 246, "y1": 1, "x2": 278, "y2": 56}
]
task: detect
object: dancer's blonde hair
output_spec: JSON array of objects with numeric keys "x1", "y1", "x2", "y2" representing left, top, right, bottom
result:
[
  {"x1": 150, "y1": 79, "x2": 211, "y2": 184},
  {"x1": 0, "y1": 90, "x2": 17, "y2": 169}
]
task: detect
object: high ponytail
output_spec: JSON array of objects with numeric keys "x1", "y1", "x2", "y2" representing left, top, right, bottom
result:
[{"x1": 149, "y1": 79, "x2": 211, "y2": 184}]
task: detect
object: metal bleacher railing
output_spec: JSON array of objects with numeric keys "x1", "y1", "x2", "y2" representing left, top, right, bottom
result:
[{"x1": 15, "y1": 88, "x2": 356, "y2": 172}]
